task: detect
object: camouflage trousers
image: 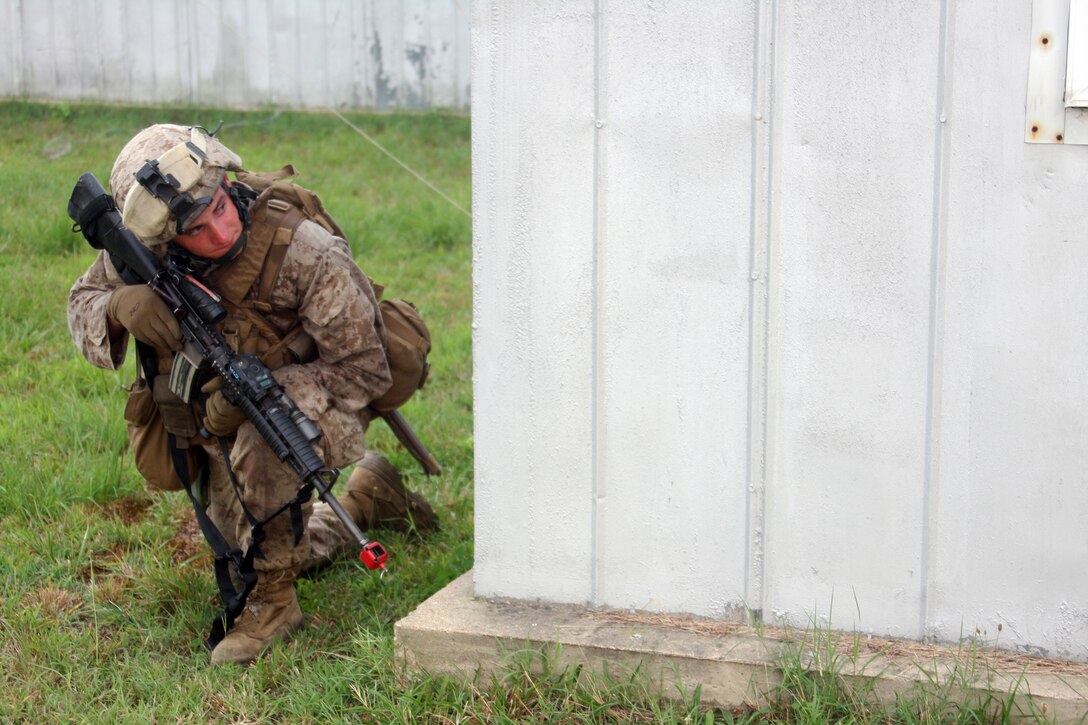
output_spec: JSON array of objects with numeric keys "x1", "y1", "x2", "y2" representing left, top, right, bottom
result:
[{"x1": 202, "y1": 420, "x2": 363, "y2": 574}]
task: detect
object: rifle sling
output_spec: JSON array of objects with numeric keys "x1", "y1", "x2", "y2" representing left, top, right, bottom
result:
[
  {"x1": 167, "y1": 431, "x2": 259, "y2": 651},
  {"x1": 154, "y1": 351, "x2": 312, "y2": 650}
]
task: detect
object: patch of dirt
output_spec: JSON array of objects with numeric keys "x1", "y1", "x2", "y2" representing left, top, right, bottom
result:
[
  {"x1": 165, "y1": 508, "x2": 212, "y2": 568},
  {"x1": 846, "y1": 636, "x2": 1088, "y2": 677},
  {"x1": 96, "y1": 495, "x2": 154, "y2": 525},
  {"x1": 76, "y1": 545, "x2": 126, "y2": 582},
  {"x1": 583, "y1": 609, "x2": 1088, "y2": 678},
  {"x1": 26, "y1": 586, "x2": 83, "y2": 617}
]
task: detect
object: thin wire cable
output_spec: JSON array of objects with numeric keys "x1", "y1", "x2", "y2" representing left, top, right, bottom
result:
[{"x1": 327, "y1": 107, "x2": 471, "y2": 219}]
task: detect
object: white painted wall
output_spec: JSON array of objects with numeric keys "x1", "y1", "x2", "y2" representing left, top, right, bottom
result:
[
  {"x1": 472, "y1": 0, "x2": 1088, "y2": 662},
  {"x1": 0, "y1": 0, "x2": 470, "y2": 110}
]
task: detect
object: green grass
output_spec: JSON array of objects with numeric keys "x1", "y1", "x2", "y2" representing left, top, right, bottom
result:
[
  {"x1": 0, "y1": 100, "x2": 480, "y2": 722},
  {"x1": 749, "y1": 615, "x2": 1062, "y2": 725},
  {"x1": 0, "y1": 100, "x2": 1065, "y2": 723}
]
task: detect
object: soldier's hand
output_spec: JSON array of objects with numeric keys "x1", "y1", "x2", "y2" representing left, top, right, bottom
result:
[
  {"x1": 201, "y1": 378, "x2": 247, "y2": 437},
  {"x1": 107, "y1": 286, "x2": 181, "y2": 351}
]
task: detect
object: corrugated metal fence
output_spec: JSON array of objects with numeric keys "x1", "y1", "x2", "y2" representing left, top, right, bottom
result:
[{"x1": 0, "y1": 0, "x2": 470, "y2": 110}]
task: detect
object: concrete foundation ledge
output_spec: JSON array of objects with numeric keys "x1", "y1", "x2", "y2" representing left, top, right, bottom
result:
[{"x1": 395, "y1": 572, "x2": 1088, "y2": 720}]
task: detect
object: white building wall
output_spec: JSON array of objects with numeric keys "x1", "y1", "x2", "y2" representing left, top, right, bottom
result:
[
  {"x1": 473, "y1": 0, "x2": 1088, "y2": 661},
  {"x1": 472, "y1": 3, "x2": 598, "y2": 603},
  {"x1": 932, "y1": 0, "x2": 1088, "y2": 660},
  {"x1": 762, "y1": 0, "x2": 943, "y2": 640},
  {"x1": 593, "y1": 3, "x2": 755, "y2": 616},
  {"x1": 0, "y1": 0, "x2": 470, "y2": 110}
]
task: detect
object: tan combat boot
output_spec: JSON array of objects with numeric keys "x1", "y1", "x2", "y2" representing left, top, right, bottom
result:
[
  {"x1": 210, "y1": 568, "x2": 304, "y2": 666},
  {"x1": 341, "y1": 451, "x2": 438, "y2": 533}
]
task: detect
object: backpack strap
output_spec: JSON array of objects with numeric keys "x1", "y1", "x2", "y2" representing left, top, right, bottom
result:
[{"x1": 253, "y1": 200, "x2": 305, "y2": 309}]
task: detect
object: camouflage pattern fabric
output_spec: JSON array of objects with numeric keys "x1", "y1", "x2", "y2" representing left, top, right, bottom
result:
[{"x1": 68, "y1": 209, "x2": 392, "y2": 572}]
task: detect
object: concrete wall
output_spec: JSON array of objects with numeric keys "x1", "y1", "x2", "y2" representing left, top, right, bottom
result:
[
  {"x1": 0, "y1": 0, "x2": 469, "y2": 110},
  {"x1": 472, "y1": 0, "x2": 1088, "y2": 661}
]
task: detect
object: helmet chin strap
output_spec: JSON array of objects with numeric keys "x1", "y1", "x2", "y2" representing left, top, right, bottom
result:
[
  {"x1": 170, "y1": 182, "x2": 255, "y2": 268},
  {"x1": 168, "y1": 228, "x2": 248, "y2": 274},
  {"x1": 226, "y1": 181, "x2": 255, "y2": 229}
]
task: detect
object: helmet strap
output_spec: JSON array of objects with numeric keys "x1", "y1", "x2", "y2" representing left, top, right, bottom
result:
[
  {"x1": 170, "y1": 227, "x2": 249, "y2": 269},
  {"x1": 165, "y1": 180, "x2": 254, "y2": 269},
  {"x1": 226, "y1": 181, "x2": 256, "y2": 231}
]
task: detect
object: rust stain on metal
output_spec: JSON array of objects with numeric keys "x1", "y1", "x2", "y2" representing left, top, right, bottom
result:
[{"x1": 1041, "y1": 34, "x2": 1051, "y2": 47}]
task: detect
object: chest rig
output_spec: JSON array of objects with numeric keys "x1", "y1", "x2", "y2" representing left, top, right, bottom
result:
[{"x1": 207, "y1": 167, "x2": 342, "y2": 369}]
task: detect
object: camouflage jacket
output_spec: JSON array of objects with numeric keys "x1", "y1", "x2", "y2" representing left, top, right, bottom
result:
[{"x1": 67, "y1": 216, "x2": 392, "y2": 467}]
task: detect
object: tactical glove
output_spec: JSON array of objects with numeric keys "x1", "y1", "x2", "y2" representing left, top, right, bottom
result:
[
  {"x1": 201, "y1": 378, "x2": 248, "y2": 437},
  {"x1": 107, "y1": 286, "x2": 182, "y2": 351}
]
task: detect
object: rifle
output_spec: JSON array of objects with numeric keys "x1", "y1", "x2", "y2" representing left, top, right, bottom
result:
[
  {"x1": 375, "y1": 408, "x2": 442, "y2": 476},
  {"x1": 66, "y1": 172, "x2": 388, "y2": 573}
]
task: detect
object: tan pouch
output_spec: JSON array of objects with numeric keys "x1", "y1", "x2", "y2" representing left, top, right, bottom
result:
[
  {"x1": 371, "y1": 298, "x2": 432, "y2": 412},
  {"x1": 152, "y1": 375, "x2": 199, "y2": 438},
  {"x1": 124, "y1": 379, "x2": 201, "y2": 492}
]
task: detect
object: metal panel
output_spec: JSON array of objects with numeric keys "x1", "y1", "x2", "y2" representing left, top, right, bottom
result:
[
  {"x1": 592, "y1": 0, "x2": 755, "y2": 617},
  {"x1": 0, "y1": 0, "x2": 21, "y2": 97},
  {"x1": 402, "y1": 2, "x2": 431, "y2": 107},
  {"x1": 761, "y1": 0, "x2": 942, "y2": 640},
  {"x1": 97, "y1": 0, "x2": 130, "y2": 103},
  {"x1": 191, "y1": 1, "x2": 223, "y2": 106},
  {"x1": 370, "y1": 0, "x2": 404, "y2": 108},
  {"x1": 0, "y1": 0, "x2": 470, "y2": 110},
  {"x1": 418, "y1": 0, "x2": 461, "y2": 108},
  {"x1": 471, "y1": 0, "x2": 597, "y2": 603},
  {"x1": 1025, "y1": 0, "x2": 1088, "y2": 143},
  {"x1": 217, "y1": 2, "x2": 252, "y2": 106},
  {"x1": 240, "y1": 0, "x2": 274, "y2": 107},
  {"x1": 935, "y1": 0, "x2": 1088, "y2": 663},
  {"x1": 1066, "y1": 0, "x2": 1088, "y2": 105},
  {"x1": 469, "y1": 0, "x2": 1088, "y2": 662},
  {"x1": 298, "y1": 0, "x2": 332, "y2": 108},
  {"x1": 20, "y1": 0, "x2": 54, "y2": 95},
  {"x1": 145, "y1": 1, "x2": 185, "y2": 103},
  {"x1": 50, "y1": 0, "x2": 82, "y2": 99},
  {"x1": 267, "y1": 0, "x2": 301, "y2": 107},
  {"x1": 1026, "y1": 0, "x2": 1069, "y2": 142},
  {"x1": 324, "y1": 0, "x2": 357, "y2": 108}
]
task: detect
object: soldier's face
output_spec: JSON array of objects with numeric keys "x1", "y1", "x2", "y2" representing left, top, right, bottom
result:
[{"x1": 173, "y1": 185, "x2": 242, "y2": 260}]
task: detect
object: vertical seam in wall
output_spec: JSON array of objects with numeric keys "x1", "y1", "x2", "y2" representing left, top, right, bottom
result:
[
  {"x1": 150, "y1": 1, "x2": 158, "y2": 102},
  {"x1": 13, "y1": 0, "x2": 25, "y2": 96},
  {"x1": 185, "y1": 0, "x2": 194, "y2": 105},
  {"x1": 921, "y1": 0, "x2": 952, "y2": 643},
  {"x1": 354, "y1": 0, "x2": 361, "y2": 107},
  {"x1": 48, "y1": 0, "x2": 57, "y2": 96},
  {"x1": 322, "y1": 0, "x2": 330, "y2": 107},
  {"x1": 296, "y1": 0, "x2": 304, "y2": 104},
  {"x1": 122, "y1": 0, "x2": 131, "y2": 101},
  {"x1": 745, "y1": 0, "x2": 776, "y2": 622},
  {"x1": 590, "y1": 0, "x2": 602, "y2": 606},
  {"x1": 366, "y1": 0, "x2": 371, "y2": 107},
  {"x1": 69, "y1": 0, "x2": 80, "y2": 99},
  {"x1": 95, "y1": 0, "x2": 105, "y2": 100}
]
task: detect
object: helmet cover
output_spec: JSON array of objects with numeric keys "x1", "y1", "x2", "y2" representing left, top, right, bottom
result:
[{"x1": 109, "y1": 124, "x2": 243, "y2": 246}]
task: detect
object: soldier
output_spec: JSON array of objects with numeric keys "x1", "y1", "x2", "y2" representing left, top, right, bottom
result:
[{"x1": 67, "y1": 124, "x2": 436, "y2": 666}]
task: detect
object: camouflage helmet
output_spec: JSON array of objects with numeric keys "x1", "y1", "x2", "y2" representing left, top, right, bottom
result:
[{"x1": 109, "y1": 124, "x2": 243, "y2": 246}]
